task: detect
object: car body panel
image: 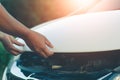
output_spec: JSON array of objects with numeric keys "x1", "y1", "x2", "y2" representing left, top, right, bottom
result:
[
  {"x1": 2, "y1": 10, "x2": 120, "y2": 80},
  {"x1": 14, "y1": 10, "x2": 120, "y2": 53}
]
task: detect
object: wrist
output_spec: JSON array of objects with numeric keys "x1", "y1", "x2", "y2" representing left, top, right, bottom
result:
[{"x1": 18, "y1": 29, "x2": 32, "y2": 39}]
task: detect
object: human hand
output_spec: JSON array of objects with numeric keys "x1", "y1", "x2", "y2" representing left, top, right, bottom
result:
[
  {"x1": 22, "y1": 30, "x2": 54, "y2": 58},
  {"x1": 0, "y1": 32, "x2": 24, "y2": 55}
]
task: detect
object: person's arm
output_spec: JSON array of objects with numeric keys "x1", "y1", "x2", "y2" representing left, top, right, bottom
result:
[
  {"x1": 0, "y1": 4, "x2": 32, "y2": 37},
  {"x1": 0, "y1": 4, "x2": 54, "y2": 58}
]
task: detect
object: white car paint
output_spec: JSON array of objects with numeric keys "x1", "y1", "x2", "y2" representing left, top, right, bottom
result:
[{"x1": 14, "y1": 10, "x2": 120, "y2": 53}]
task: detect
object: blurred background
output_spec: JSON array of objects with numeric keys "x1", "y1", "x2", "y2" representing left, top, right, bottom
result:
[
  {"x1": 1, "y1": 0, "x2": 85, "y2": 28},
  {"x1": 0, "y1": 0, "x2": 120, "y2": 79}
]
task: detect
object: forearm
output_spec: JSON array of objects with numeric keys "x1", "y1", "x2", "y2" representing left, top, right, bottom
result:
[
  {"x1": 0, "y1": 4, "x2": 54, "y2": 57},
  {"x1": 0, "y1": 4, "x2": 30, "y2": 38}
]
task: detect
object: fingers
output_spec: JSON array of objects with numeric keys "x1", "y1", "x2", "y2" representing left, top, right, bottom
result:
[
  {"x1": 23, "y1": 31, "x2": 54, "y2": 58},
  {"x1": 2, "y1": 39, "x2": 23, "y2": 55},
  {"x1": 39, "y1": 50, "x2": 48, "y2": 58},
  {"x1": 44, "y1": 39, "x2": 54, "y2": 57},
  {"x1": 39, "y1": 38, "x2": 54, "y2": 57},
  {"x1": 9, "y1": 50, "x2": 20, "y2": 56},
  {"x1": 10, "y1": 45, "x2": 23, "y2": 53},
  {"x1": 45, "y1": 38, "x2": 54, "y2": 48},
  {"x1": 12, "y1": 39, "x2": 24, "y2": 46},
  {"x1": 10, "y1": 36, "x2": 24, "y2": 46},
  {"x1": 42, "y1": 46, "x2": 54, "y2": 57},
  {"x1": 9, "y1": 36, "x2": 24, "y2": 55},
  {"x1": 0, "y1": 34, "x2": 24, "y2": 55},
  {"x1": 35, "y1": 46, "x2": 53, "y2": 58},
  {"x1": 6, "y1": 44, "x2": 23, "y2": 55}
]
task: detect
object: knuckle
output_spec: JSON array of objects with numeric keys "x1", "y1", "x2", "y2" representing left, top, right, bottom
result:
[
  {"x1": 41, "y1": 46, "x2": 46, "y2": 50},
  {"x1": 10, "y1": 51, "x2": 18, "y2": 56},
  {"x1": 8, "y1": 45, "x2": 14, "y2": 49},
  {"x1": 35, "y1": 48, "x2": 41, "y2": 53},
  {"x1": 9, "y1": 50, "x2": 13, "y2": 53},
  {"x1": 9, "y1": 51, "x2": 16, "y2": 55},
  {"x1": 9, "y1": 47, "x2": 13, "y2": 50}
]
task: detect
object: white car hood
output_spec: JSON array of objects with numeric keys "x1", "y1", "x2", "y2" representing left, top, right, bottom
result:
[{"x1": 15, "y1": 10, "x2": 120, "y2": 53}]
